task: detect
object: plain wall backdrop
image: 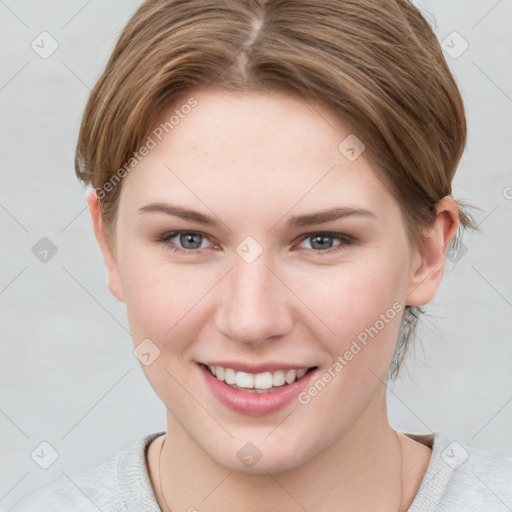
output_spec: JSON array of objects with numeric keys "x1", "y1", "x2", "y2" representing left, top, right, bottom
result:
[{"x1": 1, "y1": 0, "x2": 511, "y2": 508}]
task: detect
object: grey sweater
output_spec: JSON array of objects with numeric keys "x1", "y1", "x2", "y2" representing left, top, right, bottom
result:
[{"x1": 6, "y1": 431, "x2": 512, "y2": 511}]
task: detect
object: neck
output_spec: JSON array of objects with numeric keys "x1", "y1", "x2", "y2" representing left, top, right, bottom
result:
[{"x1": 154, "y1": 390, "x2": 408, "y2": 512}]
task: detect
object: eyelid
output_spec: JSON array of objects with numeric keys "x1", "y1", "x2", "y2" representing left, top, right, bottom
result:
[
  {"x1": 156, "y1": 230, "x2": 216, "y2": 252},
  {"x1": 295, "y1": 231, "x2": 355, "y2": 253},
  {"x1": 295, "y1": 231, "x2": 355, "y2": 243},
  {"x1": 156, "y1": 230, "x2": 356, "y2": 255}
]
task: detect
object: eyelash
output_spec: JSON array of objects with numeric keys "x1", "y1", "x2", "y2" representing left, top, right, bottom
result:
[{"x1": 154, "y1": 231, "x2": 355, "y2": 256}]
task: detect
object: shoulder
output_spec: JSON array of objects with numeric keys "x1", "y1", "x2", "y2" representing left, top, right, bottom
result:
[
  {"x1": 445, "y1": 436, "x2": 512, "y2": 507},
  {"x1": 6, "y1": 454, "x2": 120, "y2": 512},
  {"x1": 407, "y1": 431, "x2": 512, "y2": 512},
  {"x1": 6, "y1": 432, "x2": 163, "y2": 512}
]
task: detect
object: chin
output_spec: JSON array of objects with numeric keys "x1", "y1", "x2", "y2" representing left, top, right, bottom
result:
[
  {"x1": 201, "y1": 430, "x2": 318, "y2": 476},
  {"x1": 223, "y1": 450, "x2": 307, "y2": 476}
]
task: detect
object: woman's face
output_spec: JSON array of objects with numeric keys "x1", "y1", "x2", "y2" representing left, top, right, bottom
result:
[{"x1": 97, "y1": 90, "x2": 433, "y2": 473}]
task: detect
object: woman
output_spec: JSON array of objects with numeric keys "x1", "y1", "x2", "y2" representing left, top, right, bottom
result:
[{"x1": 9, "y1": 0, "x2": 512, "y2": 510}]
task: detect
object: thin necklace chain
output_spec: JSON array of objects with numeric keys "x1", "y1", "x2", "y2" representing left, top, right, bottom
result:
[
  {"x1": 157, "y1": 434, "x2": 172, "y2": 512},
  {"x1": 157, "y1": 431, "x2": 405, "y2": 512}
]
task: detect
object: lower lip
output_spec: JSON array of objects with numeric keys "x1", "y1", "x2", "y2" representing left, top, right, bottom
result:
[{"x1": 198, "y1": 363, "x2": 317, "y2": 416}]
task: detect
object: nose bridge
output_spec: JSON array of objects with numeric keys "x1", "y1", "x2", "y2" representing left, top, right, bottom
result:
[{"x1": 215, "y1": 247, "x2": 292, "y2": 345}]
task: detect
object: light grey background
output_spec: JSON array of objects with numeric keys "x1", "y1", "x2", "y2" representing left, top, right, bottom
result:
[{"x1": 1, "y1": 0, "x2": 511, "y2": 508}]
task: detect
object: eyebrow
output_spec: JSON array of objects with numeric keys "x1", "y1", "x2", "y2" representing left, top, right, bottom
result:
[{"x1": 138, "y1": 202, "x2": 376, "y2": 228}]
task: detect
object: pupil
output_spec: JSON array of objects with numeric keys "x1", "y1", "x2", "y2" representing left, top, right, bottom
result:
[
  {"x1": 312, "y1": 235, "x2": 332, "y2": 250},
  {"x1": 182, "y1": 233, "x2": 201, "y2": 249}
]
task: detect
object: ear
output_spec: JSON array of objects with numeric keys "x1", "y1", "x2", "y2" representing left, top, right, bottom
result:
[
  {"x1": 406, "y1": 196, "x2": 459, "y2": 306},
  {"x1": 86, "y1": 188, "x2": 125, "y2": 303}
]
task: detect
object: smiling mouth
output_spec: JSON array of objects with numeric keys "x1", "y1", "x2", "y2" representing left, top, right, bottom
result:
[{"x1": 200, "y1": 363, "x2": 317, "y2": 393}]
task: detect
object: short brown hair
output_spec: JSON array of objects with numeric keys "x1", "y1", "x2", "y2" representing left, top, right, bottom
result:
[{"x1": 75, "y1": 0, "x2": 476, "y2": 379}]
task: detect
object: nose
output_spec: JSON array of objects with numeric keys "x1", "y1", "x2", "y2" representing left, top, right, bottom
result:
[{"x1": 215, "y1": 250, "x2": 294, "y2": 346}]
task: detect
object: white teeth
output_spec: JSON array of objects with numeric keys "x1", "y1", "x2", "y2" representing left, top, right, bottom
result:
[
  {"x1": 254, "y1": 372, "x2": 273, "y2": 389},
  {"x1": 224, "y1": 367, "x2": 236, "y2": 385},
  {"x1": 215, "y1": 366, "x2": 225, "y2": 381},
  {"x1": 235, "y1": 371, "x2": 254, "y2": 389},
  {"x1": 296, "y1": 368, "x2": 308, "y2": 379},
  {"x1": 272, "y1": 370, "x2": 286, "y2": 387},
  {"x1": 206, "y1": 365, "x2": 310, "y2": 390},
  {"x1": 285, "y1": 369, "x2": 297, "y2": 384}
]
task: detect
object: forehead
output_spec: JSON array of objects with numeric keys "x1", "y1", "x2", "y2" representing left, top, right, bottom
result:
[
  {"x1": 118, "y1": 89, "x2": 397, "y2": 225},
  {"x1": 153, "y1": 89, "x2": 349, "y2": 167}
]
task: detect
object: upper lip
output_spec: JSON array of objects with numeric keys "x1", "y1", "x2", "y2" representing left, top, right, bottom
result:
[{"x1": 200, "y1": 361, "x2": 317, "y2": 373}]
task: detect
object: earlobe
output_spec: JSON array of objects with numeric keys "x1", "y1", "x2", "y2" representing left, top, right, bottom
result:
[
  {"x1": 406, "y1": 196, "x2": 459, "y2": 307},
  {"x1": 86, "y1": 188, "x2": 125, "y2": 303}
]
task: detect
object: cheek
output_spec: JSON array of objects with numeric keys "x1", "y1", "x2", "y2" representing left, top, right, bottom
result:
[
  {"x1": 119, "y1": 249, "x2": 216, "y2": 346},
  {"x1": 296, "y1": 252, "x2": 407, "y2": 338},
  {"x1": 290, "y1": 253, "x2": 409, "y2": 390},
  {"x1": 119, "y1": 232, "x2": 410, "y2": 359}
]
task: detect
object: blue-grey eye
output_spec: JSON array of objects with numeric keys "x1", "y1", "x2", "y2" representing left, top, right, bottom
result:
[
  {"x1": 299, "y1": 233, "x2": 348, "y2": 251},
  {"x1": 310, "y1": 234, "x2": 336, "y2": 250},
  {"x1": 178, "y1": 232, "x2": 204, "y2": 249}
]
